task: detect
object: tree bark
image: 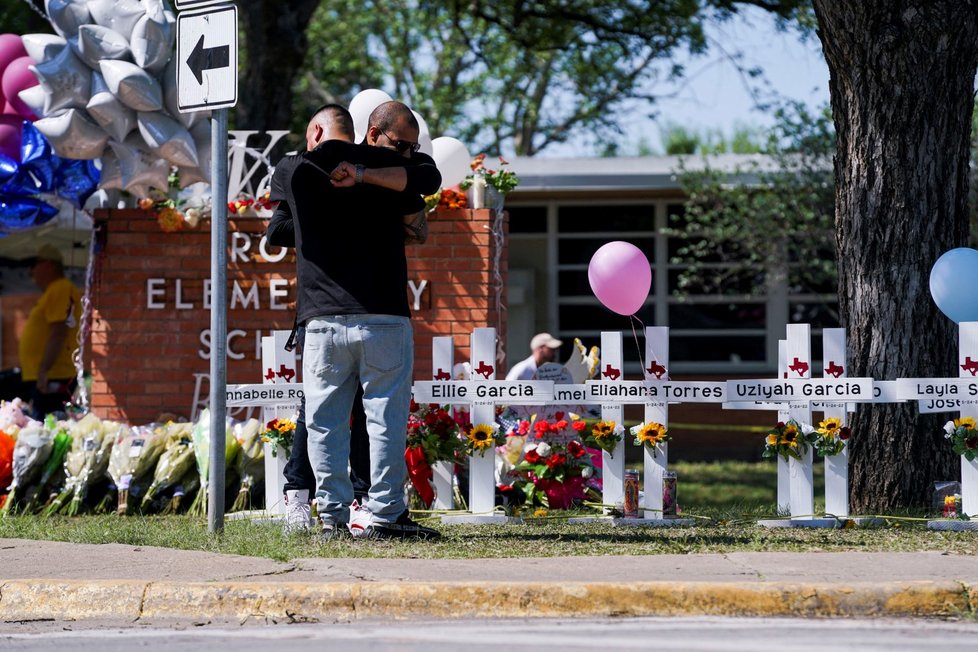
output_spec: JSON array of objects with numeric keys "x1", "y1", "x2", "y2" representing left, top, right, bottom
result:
[
  {"x1": 812, "y1": 1, "x2": 978, "y2": 511},
  {"x1": 236, "y1": 0, "x2": 321, "y2": 130}
]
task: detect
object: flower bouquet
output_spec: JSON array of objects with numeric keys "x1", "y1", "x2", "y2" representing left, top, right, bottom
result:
[
  {"x1": 1, "y1": 419, "x2": 53, "y2": 515},
  {"x1": 141, "y1": 423, "x2": 196, "y2": 512},
  {"x1": 46, "y1": 413, "x2": 121, "y2": 516},
  {"x1": 405, "y1": 400, "x2": 462, "y2": 507},
  {"x1": 260, "y1": 418, "x2": 296, "y2": 457},
  {"x1": 512, "y1": 438, "x2": 595, "y2": 509},
  {"x1": 230, "y1": 418, "x2": 264, "y2": 512},
  {"x1": 587, "y1": 420, "x2": 625, "y2": 457},
  {"x1": 187, "y1": 410, "x2": 241, "y2": 517},
  {"x1": 632, "y1": 421, "x2": 670, "y2": 456},
  {"x1": 462, "y1": 422, "x2": 504, "y2": 457},
  {"x1": 0, "y1": 398, "x2": 29, "y2": 434},
  {"x1": 814, "y1": 416, "x2": 850, "y2": 457},
  {"x1": 460, "y1": 154, "x2": 520, "y2": 194},
  {"x1": 944, "y1": 416, "x2": 978, "y2": 460},
  {"x1": 762, "y1": 419, "x2": 817, "y2": 461},
  {"x1": 107, "y1": 423, "x2": 167, "y2": 515},
  {"x1": 22, "y1": 416, "x2": 72, "y2": 513}
]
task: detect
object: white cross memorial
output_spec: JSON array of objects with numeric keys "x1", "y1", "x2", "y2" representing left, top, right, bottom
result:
[
  {"x1": 225, "y1": 330, "x2": 302, "y2": 519},
  {"x1": 896, "y1": 321, "x2": 978, "y2": 530},
  {"x1": 413, "y1": 327, "x2": 554, "y2": 524}
]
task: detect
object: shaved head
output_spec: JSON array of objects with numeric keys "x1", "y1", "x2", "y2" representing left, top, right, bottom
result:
[{"x1": 305, "y1": 104, "x2": 355, "y2": 150}]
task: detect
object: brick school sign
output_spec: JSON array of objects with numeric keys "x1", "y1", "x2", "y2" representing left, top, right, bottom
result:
[{"x1": 89, "y1": 207, "x2": 507, "y2": 423}]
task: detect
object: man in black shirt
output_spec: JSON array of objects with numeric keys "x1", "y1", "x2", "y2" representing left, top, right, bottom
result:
[{"x1": 268, "y1": 101, "x2": 441, "y2": 540}]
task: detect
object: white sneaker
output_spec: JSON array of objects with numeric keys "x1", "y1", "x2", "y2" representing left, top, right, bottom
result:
[
  {"x1": 283, "y1": 489, "x2": 312, "y2": 534},
  {"x1": 348, "y1": 500, "x2": 373, "y2": 538}
]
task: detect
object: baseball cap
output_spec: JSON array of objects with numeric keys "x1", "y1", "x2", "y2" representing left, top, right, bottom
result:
[
  {"x1": 530, "y1": 332, "x2": 563, "y2": 350},
  {"x1": 33, "y1": 244, "x2": 63, "y2": 265}
]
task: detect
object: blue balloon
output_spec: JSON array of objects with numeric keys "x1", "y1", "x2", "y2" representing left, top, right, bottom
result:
[
  {"x1": 0, "y1": 155, "x2": 17, "y2": 185},
  {"x1": 20, "y1": 121, "x2": 53, "y2": 165},
  {"x1": 0, "y1": 196, "x2": 59, "y2": 230},
  {"x1": 930, "y1": 248, "x2": 978, "y2": 323},
  {"x1": 56, "y1": 159, "x2": 101, "y2": 208}
]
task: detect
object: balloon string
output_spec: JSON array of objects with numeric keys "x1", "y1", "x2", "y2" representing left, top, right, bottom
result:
[
  {"x1": 629, "y1": 314, "x2": 646, "y2": 374},
  {"x1": 19, "y1": 0, "x2": 48, "y2": 20}
]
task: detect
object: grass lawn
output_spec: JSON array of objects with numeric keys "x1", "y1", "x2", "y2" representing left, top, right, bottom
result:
[{"x1": 1, "y1": 461, "x2": 974, "y2": 560}]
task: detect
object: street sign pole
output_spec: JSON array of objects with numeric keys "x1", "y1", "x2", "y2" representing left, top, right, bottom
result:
[
  {"x1": 175, "y1": 1, "x2": 238, "y2": 534},
  {"x1": 208, "y1": 107, "x2": 229, "y2": 534}
]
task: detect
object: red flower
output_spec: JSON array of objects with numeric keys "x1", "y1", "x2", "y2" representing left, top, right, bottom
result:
[
  {"x1": 410, "y1": 399, "x2": 420, "y2": 412},
  {"x1": 553, "y1": 420, "x2": 569, "y2": 431},
  {"x1": 567, "y1": 441, "x2": 586, "y2": 458},
  {"x1": 967, "y1": 436, "x2": 978, "y2": 450},
  {"x1": 554, "y1": 411, "x2": 565, "y2": 421},
  {"x1": 839, "y1": 427, "x2": 852, "y2": 441},
  {"x1": 534, "y1": 420, "x2": 551, "y2": 435},
  {"x1": 524, "y1": 449, "x2": 541, "y2": 464},
  {"x1": 572, "y1": 421, "x2": 587, "y2": 432},
  {"x1": 545, "y1": 453, "x2": 567, "y2": 469},
  {"x1": 517, "y1": 421, "x2": 530, "y2": 436}
]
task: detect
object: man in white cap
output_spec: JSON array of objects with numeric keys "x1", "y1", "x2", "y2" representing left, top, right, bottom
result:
[
  {"x1": 505, "y1": 332, "x2": 563, "y2": 380},
  {"x1": 18, "y1": 244, "x2": 81, "y2": 418}
]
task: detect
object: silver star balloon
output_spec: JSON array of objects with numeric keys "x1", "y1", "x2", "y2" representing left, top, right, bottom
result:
[
  {"x1": 34, "y1": 108, "x2": 109, "y2": 159},
  {"x1": 177, "y1": 120, "x2": 212, "y2": 187},
  {"x1": 72, "y1": 24, "x2": 130, "y2": 69},
  {"x1": 44, "y1": 0, "x2": 92, "y2": 39},
  {"x1": 17, "y1": 85, "x2": 47, "y2": 119},
  {"x1": 21, "y1": 33, "x2": 67, "y2": 65},
  {"x1": 137, "y1": 110, "x2": 198, "y2": 168},
  {"x1": 87, "y1": 70, "x2": 135, "y2": 143},
  {"x1": 99, "y1": 59, "x2": 162, "y2": 112},
  {"x1": 114, "y1": 134, "x2": 170, "y2": 194},
  {"x1": 131, "y1": 0, "x2": 173, "y2": 73},
  {"x1": 30, "y1": 44, "x2": 91, "y2": 115},
  {"x1": 87, "y1": 0, "x2": 146, "y2": 40}
]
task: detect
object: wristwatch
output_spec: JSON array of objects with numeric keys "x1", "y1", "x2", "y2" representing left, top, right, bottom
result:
[{"x1": 354, "y1": 164, "x2": 365, "y2": 184}]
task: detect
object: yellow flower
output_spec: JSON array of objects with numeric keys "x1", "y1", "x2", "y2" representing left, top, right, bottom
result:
[
  {"x1": 954, "y1": 416, "x2": 977, "y2": 430},
  {"x1": 468, "y1": 423, "x2": 496, "y2": 450},
  {"x1": 818, "y1": 417, "x2": 842, "y2": 436},
  {"x1": 533, "y1": 508, "x2": 548, "y2": 518},
  {"x1": 766, "y1": 434, "x2": 778, "y2": 446},
  {"x1": 636, "y1": 421, "x2": 668, "y2": 447},
  {"x1": 592, "y1": 421, "x2": 616, "y2": 440}
]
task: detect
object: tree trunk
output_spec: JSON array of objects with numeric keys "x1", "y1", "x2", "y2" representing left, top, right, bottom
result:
[
  {"x1": 812, "y1": 1, "x2": 978, "y2": 511},
  {"x1": 236, "y1": 0, "x2": 321, "y2": 130}
]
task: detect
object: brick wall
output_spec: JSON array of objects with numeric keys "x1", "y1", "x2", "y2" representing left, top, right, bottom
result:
[{"x1": 88, "y1": 207, "x2": 507, "y2": 423}]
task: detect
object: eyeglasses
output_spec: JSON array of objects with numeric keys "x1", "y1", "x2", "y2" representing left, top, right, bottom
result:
[{"x1": 381, "y1": 129, "x2": 421, "y2": 154}]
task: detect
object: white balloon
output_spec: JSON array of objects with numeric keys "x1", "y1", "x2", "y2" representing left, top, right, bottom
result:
[
  {"x1": 177, "y1": 121, "x2": 212, "y2": 187},
  {"x1": 100, "y1": 60, "x2": 162, "y2": 112},
  {"x1": 72, "y1": 24, "x2": 131, "y2": 69},
  {"x1": 113, "y1": 135, "x2": 170, "y2": 193},
  {"x1": 130, "y1": 3, "x2": 173, "y2": 73},
  {"x1": 44, "y1": 0, "x2": 92, "y2": 39},
  {"x1": 17, "y1": 85, "x2": 47, "y2": 119},
  {"x1": 34, "y1": 108, "x2": 109, "y2": 159},
  {"x1": 21, "y1": 34, "x2": 67, "y2": 65},
  {"x1": 349, "y1": 88, "x2": 391, "y2": 143},
  {"x1": 31, "y1": 46, "x2": 91, "y2": 115},
  {"x1": 418, "y1": 132, "x2": 433, "y2": 156},
  {"x1": 87, "y1": 71, "x2": 135, "y2": 143},
  {"x1": 137, "y1": 110, "x2": 198, "y2": 168},
  {"x1": 87, "y1": 0, "x2": 146, "y2": 39},
  {"x1": 430, "y1": 136, "x2": 471, "y2": 188},
  {"x1": 411, "y1": 110, "x2": 430, "y2": 138},
  {"x1": 97, "y1": 148, "x2": 123, "y2": 190}
]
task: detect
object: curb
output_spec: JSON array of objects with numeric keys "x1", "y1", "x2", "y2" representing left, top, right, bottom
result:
[{"x1": 1, "y1": 580, "x2": 974, "y2": 621}]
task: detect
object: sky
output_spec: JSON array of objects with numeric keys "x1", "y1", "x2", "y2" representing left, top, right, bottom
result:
[{"x1": 545, "y1": 9, "x2": 831, "y2": 157}]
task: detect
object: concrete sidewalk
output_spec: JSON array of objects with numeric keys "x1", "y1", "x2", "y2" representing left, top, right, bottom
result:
[{"x1": 1, "y1": 539, "x2": 977, "y2": 622}]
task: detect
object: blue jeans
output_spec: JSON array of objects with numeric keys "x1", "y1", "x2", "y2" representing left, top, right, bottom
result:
[{"x1": 303, "y1": 314, "x2": 413, "y2": 525}]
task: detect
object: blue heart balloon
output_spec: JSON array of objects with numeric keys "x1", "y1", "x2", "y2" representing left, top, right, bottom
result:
[
  {"x1": 0, "y1": 196, "x2": 60, "y2": 230},
  {"x1": 930, "y1": 248, "x2": 978, "y2": 323}
]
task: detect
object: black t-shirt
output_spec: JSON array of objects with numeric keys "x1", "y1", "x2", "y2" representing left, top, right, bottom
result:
[{"x1": 268, "y1": 140, "x2": 440, "y2": 323}]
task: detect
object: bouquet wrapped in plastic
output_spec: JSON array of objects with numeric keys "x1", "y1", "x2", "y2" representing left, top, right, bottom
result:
[
  {"x1": 0, "y1": 398, "x2": 29, "y2": 435},
  {"x1": 229, "y1": 418, "x2": 264, "y2": 512},
  {"x1": 187, "y1": 409, "x2": 241, "y2": 517},
  {"x1": 141, "y1": 423, "x2": 196, "y2": 511},
  {"x1": 107, "y1": 424, "x2": 167, "y2": 515},
  {"x1": 22, "y1": 416, "x2": 72, "y2": 513},
  {"x1": 46, "y1": 413, "x2": 122, "y2": 516},
  {"x1": 1, "y1": 419, "x2": 54, "y2": 515}
]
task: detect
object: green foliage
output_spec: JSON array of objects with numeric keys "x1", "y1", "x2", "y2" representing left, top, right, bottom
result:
[{"x1": 667, "y1": 101, "x2": 836, "y2": 300}]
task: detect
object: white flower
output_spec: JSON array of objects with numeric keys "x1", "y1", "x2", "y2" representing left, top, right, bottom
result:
[
  {"x1": 184, "y1": 208, "x2": 201, "y2": 227},
  {"x1": 523, "y1": 443, "x2": 538, "y2": 454},
  {"x1": 581, "y1": 466, "x2": 593, "y2": 479},
  {"x1": 536, "y1": 442, "x2": 552, "y2": 457},
  {"x1": 944, "y1": 421, "x2": 956, "y2": 435},
  {"x1": 801, "y1": 423, "x2": 816, "y2": 435}
]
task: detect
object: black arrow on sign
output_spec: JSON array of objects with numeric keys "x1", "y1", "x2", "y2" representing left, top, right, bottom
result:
[{"x1": 187, "y1": 34, "x2": 230, "y2": 85}]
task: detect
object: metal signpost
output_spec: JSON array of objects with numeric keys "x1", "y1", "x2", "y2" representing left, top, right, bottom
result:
[{"x1": 176, "y1": 2, "x2": 238, "y2": 533}]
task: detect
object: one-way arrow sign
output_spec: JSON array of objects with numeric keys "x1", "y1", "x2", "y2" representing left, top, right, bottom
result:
[
  {"x1": 187, "y1": 34, "x2": 230, "y2": 85},
  {"x1": 176, "y1": 4, "x2": 238, "y2": 112}
]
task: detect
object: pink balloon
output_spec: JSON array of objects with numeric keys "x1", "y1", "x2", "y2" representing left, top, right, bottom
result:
[
  {"x1": 0, "y1": 34, "x2": 27, "y2": 78},
  {"x1": 588, "y1": 241, "x2": 652, "y2": 316},
  {"x1": 1, "y1": 56, "x2": 39, "y2": 118},
  {"x1": 0, "y1": 114, "x2": 22, "y2": 160}
]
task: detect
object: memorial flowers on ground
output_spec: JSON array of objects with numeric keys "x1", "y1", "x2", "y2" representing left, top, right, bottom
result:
[
  {"x1": 814, "y1": 416, "x2": 850, "y2": 457},
  {"x1": 405, "y1": 401, "x2": 463, "y2": 507},
  {"x1": 510, "y1": 415, "x2": 597, "y2": 509},
  {"x1": 944, "y1": 416, "x2": 978, "y2": 460},
  {"x1": 762, "y1": 419, "x2": 817, "y2": 461}
]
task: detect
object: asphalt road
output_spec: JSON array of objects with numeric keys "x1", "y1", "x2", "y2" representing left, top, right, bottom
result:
[{"x1": 3, "y1": 617, "x2": 978, "y2": 651}]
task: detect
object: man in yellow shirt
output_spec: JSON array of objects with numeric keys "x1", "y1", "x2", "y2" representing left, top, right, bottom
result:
[{"x1": 18, "y1": 244, "x2": 82, "y2": 418}]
